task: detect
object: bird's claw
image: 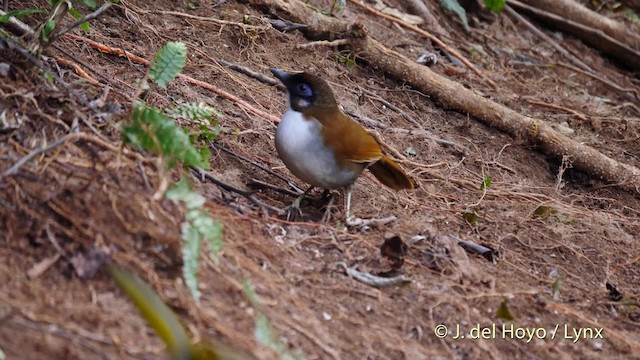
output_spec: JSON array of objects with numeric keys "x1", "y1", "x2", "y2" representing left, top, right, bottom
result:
[{"x1": 282, "y1": 195, "x2": 304, "y2": 221}]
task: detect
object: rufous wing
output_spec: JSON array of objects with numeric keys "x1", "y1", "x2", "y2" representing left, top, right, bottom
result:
[{"x1": 316, "y1": 110, "x2": 383, "y2": 166}]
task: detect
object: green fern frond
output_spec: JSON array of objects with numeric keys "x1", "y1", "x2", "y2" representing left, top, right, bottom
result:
[
  {"x1": 166, "y1": 179, "x2": 224, "y2": 304},
  {"x1": 122, "y1": 102, "x2": 209, "y2": 169},
  {"x1": 171, "y1": 102, "x2": 221, "y2": 122},
  {"x1": 149, "y1": 42, "x2": 187, "y2": 89}
]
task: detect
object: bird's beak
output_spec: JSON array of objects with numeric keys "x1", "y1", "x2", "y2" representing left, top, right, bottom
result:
[{"x1": 271, "y1": 67, "x2": 292, "y2": 84}]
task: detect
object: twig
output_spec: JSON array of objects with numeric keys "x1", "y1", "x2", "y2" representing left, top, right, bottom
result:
[
  {"x1": 0, "y1": 9, "x2": 35, "y2": 36},
  {"x1": 54, "y1": 56, "x2": 99, "y2": 84},
  {"x1": 62, "y1": 34, "x2": 281, "y2": 124},
  {"x1": 296, "y1": 39, "x2": 349, "y2": 49},
  {"x1": 179, "y1": 75, "x2": 280, "y2": 123},
  {"x1": 508, "y1": 0, "x2": 640, "y2": 70},
  {"x1": 1, "y1": 131, "x2": 146, "y2": 178},
  {"x1": 30, "y1": 0, "x2": 69, "y2": 52},
  {"x1": 51, "y1": 2, "x2": 113, "y2": 44},
  {"x1": 193, "y1": 168, "x2": 284, "y2": 217},
  {"x1": 52, "y1": 43, "x2": 137, "y2": 96},
  {"x1": 525, "y1": 98, "x2": 589, "y2": 122},
  {"x1": 212, "y1": 142, "x2": 302, "y2": 191},
  {"x1": 347, "y1": 0, "x2": 498, "y2": 90},
  {"x1": 44, "y1": 223, "x2": 70, "y2": 259},
  {"x1": 0, "y1": 33, "x2": 92, "y2": 107},
  {"x1": 2, "y1": 135, "x2": 70, "y2": 177},
  {"x1": 217, "y1": 59, "x2": 463, "y2": 151},
  {"x1": 358, "y1": 88, "x2": 424, "y2": 129},
  {"x1": 137, "y1": 160, "x2": 151, "y2": 190},
  {"x1": 449, "y1": 234, "x2": 498, "y2": 263},
  {"x1": 148, "y1": 10, "x2": 269, "y2": 31},
  {"x1": 217, "y1": 59, "x2": 279, "y2": 86},
  {"x1": 248, "y1": 178, "x2": 301, "y2": 197},
  {"x1": 63, "y1": 33, "x2": 149, "y2": 66},
  {"x1": 346, "y1": 110, "x2": 462, "y2": 149},
  {"x1": 7, "y1": 314, "x2": 151, "y2": 359},
  {"x1": 554, "y1": 62, "x2": 640, "y2": 104},
  {"x1": 337, "y1": 262, "x2": 410, "y2": 288},
  {"x1": 505, "y1": 5, "x2": 593, "y2": 73}
]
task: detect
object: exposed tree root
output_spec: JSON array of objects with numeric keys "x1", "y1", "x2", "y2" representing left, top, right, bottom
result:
[{"x1": 510, "y1": 0, "x2": 640, "y2": 70}]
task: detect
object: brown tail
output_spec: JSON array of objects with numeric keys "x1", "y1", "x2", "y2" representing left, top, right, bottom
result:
[{"x1": 368, "y1": 155, "x2": 414, "y2": 190}]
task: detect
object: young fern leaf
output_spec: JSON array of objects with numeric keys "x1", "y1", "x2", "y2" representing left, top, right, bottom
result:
[
  {"x1": 166, "y1": 179, "x2": 224, "y2": 304},
  {"x1": 171, "y1": 102, "x2": 221, "y2": 122},
  {"x1": 181, "y1": 220, "x2": 202, "y2": 304},
  {"x1": 149, "y1": 42, "x2": 187, "y2": 89},
  {"x1": 122, "y1": 102, "x2": 209, "y2": 169}
]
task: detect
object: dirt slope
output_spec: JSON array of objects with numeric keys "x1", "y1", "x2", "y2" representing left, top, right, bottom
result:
[{"x1": 1, "y1": 0, "x2": 639, "y2": 359}]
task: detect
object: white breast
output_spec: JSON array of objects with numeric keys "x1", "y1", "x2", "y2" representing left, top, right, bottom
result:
[{"x1": 275, "y1": 109, "x2": 360, "y2": 189}]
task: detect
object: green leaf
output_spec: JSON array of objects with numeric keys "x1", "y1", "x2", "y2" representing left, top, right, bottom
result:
[
  {"x1": 80, "y1": 0, "x2": 97, "y2": 9},
  {"x1": 496, "y1": 298, "x2": 514, "y2": 321},
  {"x1": 43, "y1": 72, "x2": 55, "y2": 85},
  {"x1": 41, "y1": 20, "x2": 56, "y2": 43},
  {"x1": 68, "y1": 7, "x2": 90, "y2": 33},
  {"x1": 0, "y1": 346, "x2": 5, "y2": 360},
  {"x1": 107, "y1": 264, "x2": 192, "y2": 356},
  {"x1": 334, "y1": 52, "x2": 357, "y2": 70},
  {"x1": 533, "y1": 205, "x2": 557, "y2": 219},
  {"x1": 462, "y1": 212, "x2": 478, "y2": 225},
  {"x1": 440, "y1": 0, "x2": 469, "y2": 32},
  {"x1": 624, "y1": 9, "x2": 640, "y2": 28},
  {"x1": 0, "y1": 9, "x2": 45, "y2": 24},
  {"x1": 149, "y1": 42, "x2": 187, "y2": 89},
  {"x1": 484, "y1": 0, "x2": 505, "y2": 13},
  {"x1": 480, "y1": 175, "x2": 492, "y2": 190}
]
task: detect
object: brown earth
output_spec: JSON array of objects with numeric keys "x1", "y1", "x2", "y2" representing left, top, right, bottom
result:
[{"x1": 1, "y1": 0, "x2": 640, "y2": 359}]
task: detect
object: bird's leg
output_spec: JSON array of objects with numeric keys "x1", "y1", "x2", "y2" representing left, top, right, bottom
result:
[
  {"x1": 282, "y1": 186, "x2": 314, "y2": 220},
  {"x1": 345, "y1": 184, "x2": 353, "y2": 222},
  {"x1": 321, "y1": 191, "x2": 336, "y2": 223}
]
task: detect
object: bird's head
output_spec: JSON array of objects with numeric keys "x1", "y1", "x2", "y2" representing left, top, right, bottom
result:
[{"x1": 271, "y1": 68, "x2": 338, "y2": 114}]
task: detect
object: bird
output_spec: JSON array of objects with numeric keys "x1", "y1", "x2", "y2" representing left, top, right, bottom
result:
[{"x1": 270, "y1": 68, "x2": 413, "y2": 221}]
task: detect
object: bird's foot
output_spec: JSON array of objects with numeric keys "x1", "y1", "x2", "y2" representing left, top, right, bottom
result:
[
  {"x1": 346, "y1": 215, "x2": 398, "y2": 230},
  {"x1": 281, "y1": 194, "x2": 305, "y2": 221}
]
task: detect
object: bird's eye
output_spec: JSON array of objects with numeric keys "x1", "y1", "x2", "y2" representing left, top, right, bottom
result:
[{"x1": 296, "y1": 83, "x2": 312, "y2": 97}]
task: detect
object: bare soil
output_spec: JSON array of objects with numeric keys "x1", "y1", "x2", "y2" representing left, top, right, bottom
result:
[{"x1": 1, "y1": 1, "x2": 640, "y2": 359}]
